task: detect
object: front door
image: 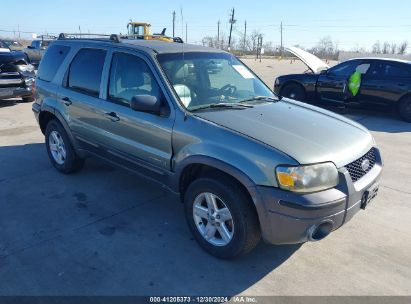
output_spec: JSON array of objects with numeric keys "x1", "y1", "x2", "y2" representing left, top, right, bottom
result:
[
  {"x1": 97, "y1": 50, "x2": 174, "y2": 172},
  {"x1": 317, "y1": 60, "x2": 370, "y2": 104}
]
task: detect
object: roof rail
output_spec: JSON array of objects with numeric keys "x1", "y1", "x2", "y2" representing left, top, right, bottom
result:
[{"x1": 58, "y1": 33, "x2": 121, "y2": 43}]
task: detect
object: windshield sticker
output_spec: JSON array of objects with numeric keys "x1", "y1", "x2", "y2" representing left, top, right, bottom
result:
[{"x1": 232, "y1": 65, "x2": 255, "y2": 79}]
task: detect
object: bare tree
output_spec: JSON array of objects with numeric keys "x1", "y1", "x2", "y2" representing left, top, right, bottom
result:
[
  {"x1": 390, "y1": 42, "x2": 397, "y2": 54},
  {"x1": 249, "y1": 30, "x2": 261, "y2": 52},
  {"x1": 382, "y1": 42, "x2": 390, "y2": 54},
  {"x1": 309, "y1": 36, "x2": 339, "y2": 60},
  {"x1": 398, "y1": 41, "x2": 408, "y2": 55},
  {"x1": 372, "y1": 41, "x2": 381, "y2": 54}
]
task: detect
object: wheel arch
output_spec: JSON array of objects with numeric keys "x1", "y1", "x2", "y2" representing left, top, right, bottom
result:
[
  {"x1": 398, "y1": 92, "x2": 411, "y2": 107},
  {"x1": 38, "y1": 109, "x2": 77, "y2": 147},
  {"x1": 280, "y1": 80, "x2": 307, "y2": 96},
  {"x1": 174, "y1": 156, "x2": 259, "y2": 204}
]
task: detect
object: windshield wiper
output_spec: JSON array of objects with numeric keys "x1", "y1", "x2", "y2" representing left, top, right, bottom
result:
[
  {"x1": 190, "y1": 102, "x2": 253, "y2": 112},
  {"x1": 239, "y1": 96, "x2": 280, "y2": 103}
]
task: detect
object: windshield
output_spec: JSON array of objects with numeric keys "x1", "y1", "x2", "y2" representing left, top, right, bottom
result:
[
  {"x1": 4, "y1": 40, "x2": 23, "y2": 49},
  {"x1": 157, "y1": 52, "x2": 274, "y2": 110},
  {"x1": 0, "y1": 40, "x2": 10, "y2": 49}
]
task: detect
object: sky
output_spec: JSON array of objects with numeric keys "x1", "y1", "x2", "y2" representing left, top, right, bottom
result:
[{"x1": 1, "y1": 0, "x2": 411, "y2": 51}]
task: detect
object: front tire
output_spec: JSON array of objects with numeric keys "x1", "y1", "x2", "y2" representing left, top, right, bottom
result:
[
  {"x1": 22, "y1": 97, "x2": 34, "y2": 103},
  {"x1": 184, "y1": 176, "x2": 261, "y2": 259},
  {"x1": 45, "y1": 120, "x2": 84, "y2": 174},
  {"x1": 399, "y1": 96, "x2": 411, "y2": 122},
  {"x1": 281, "y1": 83, "x2": 306, "y2": 101}
]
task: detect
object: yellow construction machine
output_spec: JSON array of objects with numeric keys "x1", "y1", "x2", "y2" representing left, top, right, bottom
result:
[{"x1": 126, "y1": 21, "x2": 183, "y2": 43}]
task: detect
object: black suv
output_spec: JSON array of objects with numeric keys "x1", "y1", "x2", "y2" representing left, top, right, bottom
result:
[{"x1": 0, "y1": 39, "x2": 35, "y2": 102}]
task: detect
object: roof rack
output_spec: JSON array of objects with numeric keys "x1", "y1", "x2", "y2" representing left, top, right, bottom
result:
[{"x1": 58, "y1": 33, "x2": 121, "y2": 43}]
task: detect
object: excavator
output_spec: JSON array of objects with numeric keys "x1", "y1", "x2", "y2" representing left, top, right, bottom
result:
[{"x1": 126, "y1": 21, "x2": 183, "y2": 43}]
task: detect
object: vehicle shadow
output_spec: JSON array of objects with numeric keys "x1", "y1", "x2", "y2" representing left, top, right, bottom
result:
[
  {"x1": 319, "y1": 105, "x2": 411, "y2": 133},
  {"x1": 0, "y1": 143, "x2": 300, "y2": 296},
  {"x1": 0, "y1": 99, "x2": 19, "y2": 108}
]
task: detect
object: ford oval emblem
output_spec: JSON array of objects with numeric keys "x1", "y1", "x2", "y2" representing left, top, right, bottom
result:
[{"x1": 361, "y1": 159, "x2": 370, "y2": 171}]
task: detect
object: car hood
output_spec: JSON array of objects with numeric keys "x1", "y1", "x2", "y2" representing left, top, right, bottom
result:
[
  {"x1": 195, "y1": 99, "x2": 374, "y2": 168},
  {"x1": 286, "y1": 46, "x2": 330, "y2": 73},
  {"x1": 0, "y1": 50, "x2": 27, "y2": 64}
]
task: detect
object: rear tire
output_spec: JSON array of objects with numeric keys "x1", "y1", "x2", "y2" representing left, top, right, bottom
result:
[
  {"x1": 281, "y1": 83, "x2": 306, "y2": 101},
  {"x1": 184, "y1": 176, "x2": 261, "y2": 259},
  {"x1": 399, "y1": 96, "x2": 411, "y2": 122},
  {"x1": 45, "y1": 119, "x2": 84, "y2": 174}
]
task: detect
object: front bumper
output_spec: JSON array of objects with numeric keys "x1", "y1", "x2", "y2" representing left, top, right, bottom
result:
[
  {"x1": 255, "y1": 148, "x2": 383, "y2": 244},
  {"x1": 0, "y1": 73, "x2": 34, "y2": 99},
  {"x1": 0, "y1": 86, "x2": 33, "y2": 99}
]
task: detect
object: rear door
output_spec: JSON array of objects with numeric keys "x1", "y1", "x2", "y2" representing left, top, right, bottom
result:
[
  {"x1": 317, "y1": 60, "x2": 361, "y2": 104},
  {"x1": 57, "y1": 47, "x2": 108, "y2": 147},
  {"x1": 96, "y1": 49, "x2": 175, "y2": 172},
  {"x1": 359, "y1": 61, "x2": 411, "y2": 106}
]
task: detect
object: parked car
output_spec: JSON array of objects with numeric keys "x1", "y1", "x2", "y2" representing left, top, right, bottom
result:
[
  {"x1": 24, "y1": 36, "x2": 55, "y2": 66},
  {"x1": 0, "y1": 40, "x2": 36, "y2": 102},
  {"x1": 274, "y1": 47, "x2": 411, "y2": 122},
  {"x1": 32, "y1": 35, "x2": 382, "y2": 258}
]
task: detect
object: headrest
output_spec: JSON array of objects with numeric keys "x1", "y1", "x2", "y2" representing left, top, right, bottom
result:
[{"x1": 173, "y1": 84, "x2": 191, "y2": 107}]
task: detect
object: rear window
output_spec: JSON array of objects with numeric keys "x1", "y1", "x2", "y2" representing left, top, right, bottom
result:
[
  {"x1": 38, "y1": 45, "x2": 70, "y2": 82},
  {"x1": 67, "y1": 48, "x2": 106, "y2": 97}
]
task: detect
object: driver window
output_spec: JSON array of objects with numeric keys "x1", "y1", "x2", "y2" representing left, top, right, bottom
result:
[
  {"x1": 328, "y1": 61, "x2": 358, "y2": 77},
  {"x1": 108, "y1": 52, "x2": 162, "y2": 106}
]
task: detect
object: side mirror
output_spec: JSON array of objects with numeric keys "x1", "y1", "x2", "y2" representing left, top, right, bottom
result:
[
  {"x1": 320, "y1": 69, "x2": 328, "y2": 75},
  {"x1": 27, "y1": 45, "x2": 35, "y2": 49},
  {"x1": 130, "y1": 95, "x2": 167, "y2": 116}
]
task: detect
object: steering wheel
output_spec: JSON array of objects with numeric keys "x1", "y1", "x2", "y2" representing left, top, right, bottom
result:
[{"x1": 219, "y1": 84, "x2": 237, "y2": 96}]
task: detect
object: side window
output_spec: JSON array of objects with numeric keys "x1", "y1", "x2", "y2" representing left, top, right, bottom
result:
[
  {"x1": 328, "y1": 61, "x2": 359, "y2": 77},
  {"x1": 41, "y1": 40, "x2": 51, "y2": 48},
  {"x1": 67, "y1": 48, "x2": 106, "y2": 97},
  {"x1": 37, "y1": 45, "x2": 71, "y2": 82},
  {"x1": 383, "y1": 63, "x2": 411, "y2": 77},
  {"x1": 108, "y1": 52, "x2": 163, "y2": 106}
]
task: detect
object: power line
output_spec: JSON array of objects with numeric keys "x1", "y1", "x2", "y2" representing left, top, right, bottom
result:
[{"x1": 228, "y1": 7, "x2": 235, "y2": 51}]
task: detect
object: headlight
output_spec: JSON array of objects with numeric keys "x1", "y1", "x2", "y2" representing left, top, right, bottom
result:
[
  {"x1": 17, "y1": 64, "x2": 35, "y2": 73},
  {"x1": 276, "y1": 162, "x2": 339, "y2": 193}
]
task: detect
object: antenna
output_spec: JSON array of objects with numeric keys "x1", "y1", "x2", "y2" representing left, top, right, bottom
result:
[
  {"x1": 180, "y1": 6, "x2": 188, "y2": 117},
  {"x1": 180, "y1": 7, "x2": 185, "y2": 78}
]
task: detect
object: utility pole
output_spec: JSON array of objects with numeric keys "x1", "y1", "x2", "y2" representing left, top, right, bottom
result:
[
  {"x1": 18, "y1": 24, "x2": 21, "y2": 39},
  {"x1": 228, "y1": 7, "x2": 235, "y2": 51},
  {"x1": 217, "y1": 20, "x2": 220, "y2": 49},
  {"x1": 280, "y1": 21, "x2": 283, "y2": 58},
  {"x1": 243, "y1": 20, "x2": 247, "y2": 53},
  {"x1": 172, "y1": 10, "x2": 176, "y2": 37},
  {"x1": 185, "y1": 23, "x2": 187, "y2": 43}
]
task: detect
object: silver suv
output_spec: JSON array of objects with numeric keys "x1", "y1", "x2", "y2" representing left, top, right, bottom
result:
[{"x1": 32, "y1": 34, "x2": 383, "y2": 259}]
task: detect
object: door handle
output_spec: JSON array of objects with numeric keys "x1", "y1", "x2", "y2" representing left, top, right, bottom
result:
[
  {"x1": 62, "y1": 97, "x2": 72, "y2": 106},
  {"x1": 104, "y1": 112, "x2": 120, "y2": 122}
]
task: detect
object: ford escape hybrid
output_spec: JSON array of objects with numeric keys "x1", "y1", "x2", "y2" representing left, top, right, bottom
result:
[{"x1": 32, "y1": 34, "x2": 383, "y2": 259}]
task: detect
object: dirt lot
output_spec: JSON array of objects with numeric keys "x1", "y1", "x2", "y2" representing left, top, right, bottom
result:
[{"x1": 0, "y1": 59, "x2": 411, "y2": 296}]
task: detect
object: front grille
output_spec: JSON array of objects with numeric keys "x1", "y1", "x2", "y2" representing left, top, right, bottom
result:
[{"x1": 345, "y1": 148, "x2": 376, "y2": 182}]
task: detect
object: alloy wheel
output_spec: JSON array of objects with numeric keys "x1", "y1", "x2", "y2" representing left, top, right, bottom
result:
[
  {"x1": 193, "y1": 192, "x2": 234, "y2": 246},
  {"x1": 49, "y1": 130, "x2": 66, "y2": 165}
]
